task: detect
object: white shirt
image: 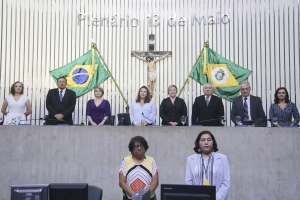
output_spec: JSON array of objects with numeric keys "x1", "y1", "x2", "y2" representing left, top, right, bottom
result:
[{"x1": 58, "y1": 88, "x2": 66, "y2": 98}]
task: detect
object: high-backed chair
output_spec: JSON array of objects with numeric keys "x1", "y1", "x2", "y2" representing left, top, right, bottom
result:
[{"x1": 88, "y1": 185, "x2": 102, "y2": 200}]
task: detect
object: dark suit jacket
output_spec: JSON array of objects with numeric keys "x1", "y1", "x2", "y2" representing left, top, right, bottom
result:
[
  {"x1": 192, "y1": 95, "x2": 224, "y2": 126},
  {"x1": 160, "y1": 97, "x2": 187, "y2": 126},
  {"x1": 46, "y1": 88, "x2": 76, "y2": 125},
  {"x1": 230, "y1": 95, "x2": 266, "y2": 126}
]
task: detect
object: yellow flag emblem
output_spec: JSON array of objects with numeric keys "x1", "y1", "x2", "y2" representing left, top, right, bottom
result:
[{"x1": 207, "y1": 64, "x2": 239, "y2": 87}]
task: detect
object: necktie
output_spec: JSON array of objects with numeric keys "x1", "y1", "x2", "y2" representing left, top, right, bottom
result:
[
  {"x1": 243, "y1": 97, "x2": 249, "y2": 120},
  {"x1": 205, "y1": 96, "x2": 209, "y2": 106},
  {"x1": 59, "y1": 90, "x2": 63, "y2": 102}
]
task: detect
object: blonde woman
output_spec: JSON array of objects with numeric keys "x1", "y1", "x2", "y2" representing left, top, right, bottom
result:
[{"x1": 86, "y1": 86, "x2": 111, "y2": 125}]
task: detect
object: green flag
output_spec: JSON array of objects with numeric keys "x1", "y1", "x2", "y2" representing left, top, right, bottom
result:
[
  {"x1": 189, "y1": 44, "x2": 252, "y2": 101},
  {"x1": 50, "y1": 48, "x2": 110, "y2": 97}
]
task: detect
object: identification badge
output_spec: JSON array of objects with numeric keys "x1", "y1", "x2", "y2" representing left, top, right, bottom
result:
[{"x1": 203, "y1": 179, "x2": 210, "y2": 185}]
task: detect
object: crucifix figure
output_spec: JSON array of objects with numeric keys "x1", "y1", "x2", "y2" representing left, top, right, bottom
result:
[{"x1": 132, "y1": 33, "x2": 172, "y2": 97}]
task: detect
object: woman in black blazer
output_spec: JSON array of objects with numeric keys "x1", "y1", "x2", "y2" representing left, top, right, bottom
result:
[{"x1": 160, "y1": 85, "x2": 187, "y2": 126}]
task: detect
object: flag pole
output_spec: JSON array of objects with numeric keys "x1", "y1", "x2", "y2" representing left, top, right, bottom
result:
[
  {"x1": 178, "y1": 41, "x2": 209, "y2": 97},
  {"x1": 92, "y1": 43, "x2": 129, "y2": 107}
]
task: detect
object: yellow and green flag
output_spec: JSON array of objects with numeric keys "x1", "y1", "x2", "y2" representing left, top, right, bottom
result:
[
  {"x1": 50, "y1": 48, "x2": 110, "y2": 97},
  {"x1": 189, "y1": 45, "x2": 252, "y2": 101}
]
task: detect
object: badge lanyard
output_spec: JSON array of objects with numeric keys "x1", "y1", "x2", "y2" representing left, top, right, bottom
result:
[{"x1": 201, "y1": 154, "x2": 214, "y2": 185}]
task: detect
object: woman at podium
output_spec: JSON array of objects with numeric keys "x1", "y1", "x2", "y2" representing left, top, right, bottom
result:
[
  {"x1": 119, "y1": 136, "x2": 158, "y2": 200},
  {"x1": 185, "y1": 131, "x2": 230, "y2": 200},
  {"x1": 1, "y1": 81, "x2": 32, "y2": 125}
]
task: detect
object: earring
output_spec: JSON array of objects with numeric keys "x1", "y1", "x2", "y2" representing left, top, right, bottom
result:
[{"x1": 198, "y1": 149, "x2": 201, "y2": 152}]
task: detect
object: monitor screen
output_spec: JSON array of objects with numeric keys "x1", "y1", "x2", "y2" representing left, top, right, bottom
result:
[
  {"x1": 117, "y1": 113, "x2": 131, "y2": 126},
  {"x1": 161, "y1": 184, "x2": 216, "y2": 200},
  {"x1": 49, "y1": 183, "x2": 88, "y2": 200},
  {"x1": 11, "y1": 184, "x2": 49, "y2": 200}
]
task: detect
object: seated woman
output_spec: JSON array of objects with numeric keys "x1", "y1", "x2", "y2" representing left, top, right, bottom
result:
[
  {"x1": 160, "y1": 85, "x2": 187, "y2": 126},
  {"x1": 269, "y1": 87, "x2": 300, "y2": 127},
  {"x1": 1, "y1": 81, "x2": 32, "y2": 125},
  {"x1": 129, "y1": 86, "x2": 157, "y2": 126},
  {"x1": 86, "y1": 86, "x2": 111, "y2": 125},
  {"x1": 119, "y1": 136, "x2": 158, "y2": 200},
  {"x1": 185, "y1": 130, "x2": 230, "y2": 200}
]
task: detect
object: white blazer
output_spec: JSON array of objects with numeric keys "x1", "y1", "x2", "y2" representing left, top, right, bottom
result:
[{"x1": 185, "y1": 152, "x2": 230, "y2": 200}]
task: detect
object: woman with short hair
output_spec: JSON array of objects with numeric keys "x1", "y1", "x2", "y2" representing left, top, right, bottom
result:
[
  {"x1": 119, "y1": 136, "x2": 158, "y2": 200},
  {"x1": 160, "y1": 84, "x2": 187, "y2": 126},
  {"x1": 86, "y1": 86, "x2": 111, "y2": 125}
]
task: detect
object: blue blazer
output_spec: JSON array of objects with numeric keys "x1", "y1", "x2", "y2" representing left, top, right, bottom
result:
[
  {"x1": 230, "y1": 95, "x2": 266, "y2": 126},
  {"x1": 185, "y1": 152, "x2": 230, "y2": 200}
]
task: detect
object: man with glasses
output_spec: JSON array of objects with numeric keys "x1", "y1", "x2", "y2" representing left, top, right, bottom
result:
[{"x1": 230, "y1": 81, "x2": 266, "y2": 126}]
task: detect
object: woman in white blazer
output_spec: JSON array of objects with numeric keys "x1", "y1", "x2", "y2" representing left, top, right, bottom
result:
[{"x1": 185, "y1": 130, "x2": 230, "y2": 200}]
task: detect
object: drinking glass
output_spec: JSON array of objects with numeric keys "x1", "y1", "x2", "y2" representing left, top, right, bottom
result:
[
  {"x1": 272, "y1": 117, "x2": 278, "y2": 125},
  {"x1": 181, "y1": 116, "x2": 187, "y2": 125},
  {"x1": 236, "y1": 116, "x2": 242, "y2": 125},
  {"x1": 81, "y1": 116, "x2": 86, "y2": 125}
]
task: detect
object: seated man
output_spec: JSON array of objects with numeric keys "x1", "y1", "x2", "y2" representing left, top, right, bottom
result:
[{"x1": 231, "y1": 81, "x2": 266, "y2": 126}]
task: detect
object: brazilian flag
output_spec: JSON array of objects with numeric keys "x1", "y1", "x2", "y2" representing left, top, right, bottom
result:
[
  {"x1": 189, "y1": 44, "x2": 252, "y2": 102},
  {"x1": 50, "y1": 48, "x2": 110, "y2": 97}
]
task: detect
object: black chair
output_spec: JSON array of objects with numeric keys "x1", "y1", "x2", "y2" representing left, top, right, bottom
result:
[
  {"x1": 108, "y1": 115, "x2": 115, "y2": 126},
  {"x1": 88, "y1": 185, "x2": 102, "y2": 200}
]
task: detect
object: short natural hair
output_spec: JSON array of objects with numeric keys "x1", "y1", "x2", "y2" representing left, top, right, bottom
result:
[
  {"x1": 274, "y1": 87, "x2": 290, "y2": 104},
  {"x1": 94, "y1": 86, "x2": 104, "y2": 95},
  {"x1": 203, "y1": 83, "x2": 214, "y2": 90},
  {"x1": 128, "y1": 136, "x2": 149, "y2": 153},
  {"x1": 240, "y1": 81, "x2": 250, "y2": 88},
  {"x1": 10, "y1": 81, "x2": 24, "y2": 95},
  {"x1": 168, "y1": 84, "x2": 178, "y2": 92},
  {"x1": 193, "y1": 130, "x2": 219, "y2": 153},
  {"x1": 57, "y1": 77, "x2": 67, "y2": 83}
]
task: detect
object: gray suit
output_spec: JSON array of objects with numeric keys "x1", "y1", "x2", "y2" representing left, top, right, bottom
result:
[{"x1": 231, "y1": 95, "x2": 266, "y2": 126}]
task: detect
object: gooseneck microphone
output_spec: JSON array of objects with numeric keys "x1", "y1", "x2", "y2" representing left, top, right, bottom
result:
[
  {"x1": 197, "y1": 117, "x2": 225, "y2": 123},
  {"x1": 142, "y1": 113, "x2": 155, "y2": 125}
]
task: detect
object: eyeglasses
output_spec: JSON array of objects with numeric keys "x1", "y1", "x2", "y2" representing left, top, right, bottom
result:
[{"x1": 134, "y1": 145, "x2": 144, "y2": 149}]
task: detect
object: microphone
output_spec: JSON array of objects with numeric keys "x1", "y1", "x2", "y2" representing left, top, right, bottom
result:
[
  {"x1": 142, "y1": 113, "x2": 155, "y2": 125},
  {"x1": 196, "y1": 117, "x2": 223, "y2": 123},
  {"x1": 221, "y1": 116, "x2": 226, "y2": 124},
  {"x1": 103, "y1": 114, "x2": 113, "y2": 125}
]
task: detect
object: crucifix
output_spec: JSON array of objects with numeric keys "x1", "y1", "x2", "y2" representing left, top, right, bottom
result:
[{"x1": 132, "y1": 33, "x2": 172, "y2": 97}]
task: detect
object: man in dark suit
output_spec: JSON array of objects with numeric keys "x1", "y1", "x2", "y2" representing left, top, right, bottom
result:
[
  {"x1": 46, "y1": 77, "x2": 76, "y2": 125},
  {"x1": 231, "y1": 81, "x2": 266, "y2": 126},
  {"x1": 192, "y1": 83, "x2": 224, "y2": 126}
]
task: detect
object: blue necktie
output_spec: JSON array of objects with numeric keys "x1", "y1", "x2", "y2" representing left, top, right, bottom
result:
[
  {"x1": 59, "y1": 90, "x2": 63, "y2": 102},
  {"x1": 244, "y1": 97, "x2": 249, "y2": 120}
]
